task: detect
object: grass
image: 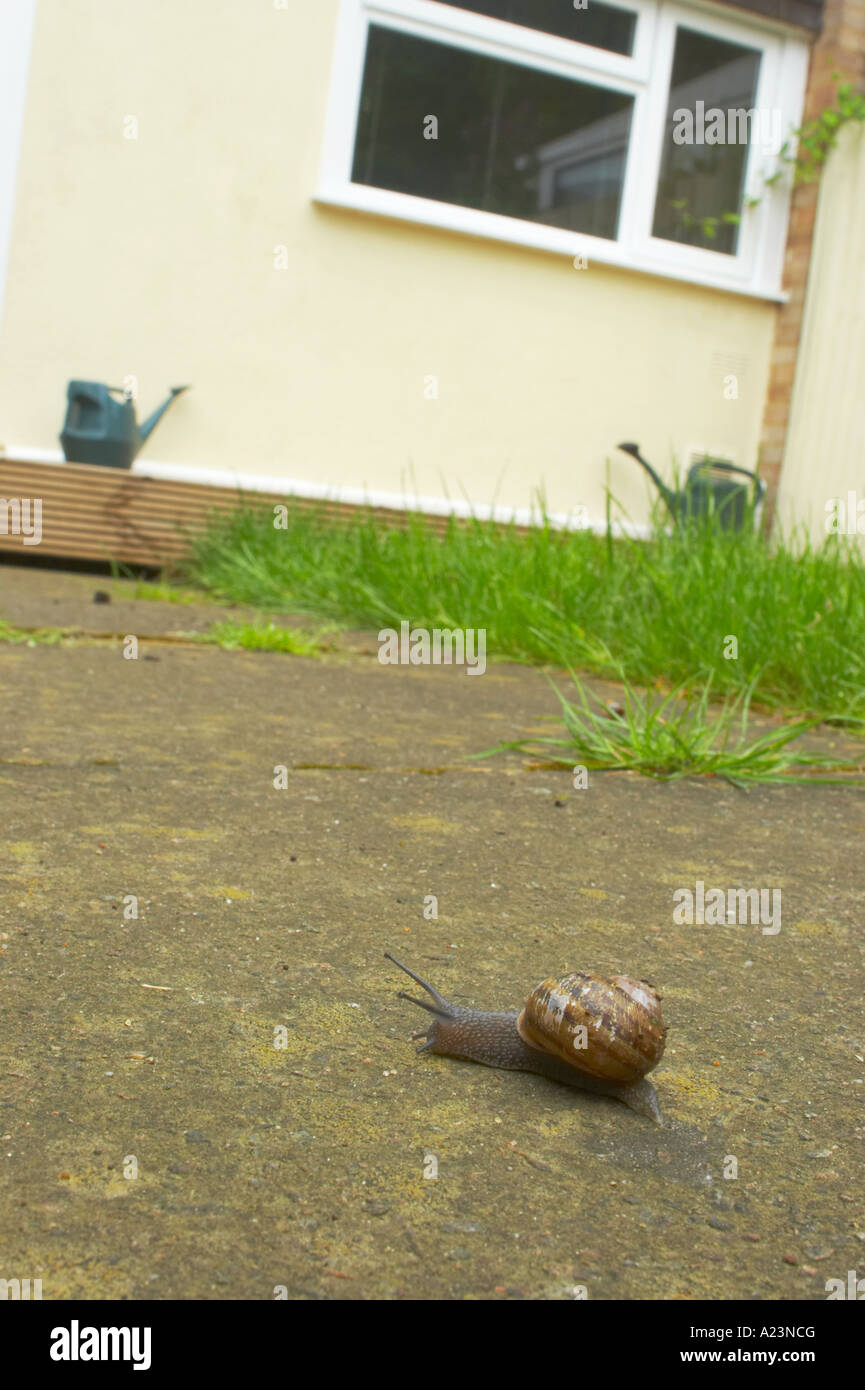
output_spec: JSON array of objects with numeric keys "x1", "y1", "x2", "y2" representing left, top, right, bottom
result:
[
  {"x1": 0, "y1": 615, "x2": 325, "y2": 656},
  {"x1": 474, "y1": 669, "x2": 864, "y2": 786},
  {"x1": 114, "y1": 579, "x2": 213, "y2": 605},
  {"x1": 178, "y1": 496, "x2": 865, "y2": 724},
  {"x1": 0, "y1": 619, "x2": 66, "y2": 646},
  {"x1": 201, "y1": 619, "x2": 327, "y2": 655}
]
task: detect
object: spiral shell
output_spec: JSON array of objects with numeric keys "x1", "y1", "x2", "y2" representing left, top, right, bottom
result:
[{"x1": 516, "y1": 971, "x2": 666, "y2": 1084}]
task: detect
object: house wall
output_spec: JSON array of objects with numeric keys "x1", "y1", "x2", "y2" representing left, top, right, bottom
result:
[
  {"x1": 0, "y1": 0, "x2": 780, "y2": 528},
  {"x1": 0, "y1": 1, "x2": 38, "y2": 332},
  {"x1": 775, "y1": 118, "x2": 865, "y2": 543}
]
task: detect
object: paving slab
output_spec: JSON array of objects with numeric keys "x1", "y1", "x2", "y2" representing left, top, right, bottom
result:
[
  {"x1": 1, "y1": 565, "x2": 863, "y2": 1300},
  {"x1": 0, "y1": 565, "x2": 330, "y2": 641}
]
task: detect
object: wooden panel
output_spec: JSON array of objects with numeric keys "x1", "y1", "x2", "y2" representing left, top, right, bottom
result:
[
  {"x1": 776, "y1": 122, "x2": 865, "y2": 546},
  {"x1": 0, "y1": 458, "x2": 474, "y2": 566}
]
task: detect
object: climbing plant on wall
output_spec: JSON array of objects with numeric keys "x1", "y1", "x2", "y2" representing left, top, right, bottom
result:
[{"x1": 666, "y1": 69, "x2": 865, "y2": 242}]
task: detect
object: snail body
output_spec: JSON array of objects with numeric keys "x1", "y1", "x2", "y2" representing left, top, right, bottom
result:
[{"x1": 385, "y1": 954, "x2": 667, "y2": 1123}]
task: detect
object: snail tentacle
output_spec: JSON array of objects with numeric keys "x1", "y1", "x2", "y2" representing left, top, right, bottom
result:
[
  {"x1": 396, "y1": 988, "x2": 452, "y2": 1020},
  {"x1": 385, "y1": 952, "x2": 455, "y2": 1017}
]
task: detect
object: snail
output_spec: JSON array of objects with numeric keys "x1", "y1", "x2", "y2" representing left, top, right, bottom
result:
[{"x1": 385, "y1": 953, "x2": 667, "y2": 1123}]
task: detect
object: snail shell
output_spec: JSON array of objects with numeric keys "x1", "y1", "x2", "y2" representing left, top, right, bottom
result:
[{"x1": 517, "y1": 971, "x2": 666, "y2": 1083}]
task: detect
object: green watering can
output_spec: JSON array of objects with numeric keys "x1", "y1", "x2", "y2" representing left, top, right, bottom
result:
[{"x1": 618, "y1": 442, "x2": 765, "y2": 531}]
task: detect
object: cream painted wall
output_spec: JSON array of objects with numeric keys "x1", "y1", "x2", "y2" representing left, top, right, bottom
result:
[
  {"x1": 776, "y1": 121, "x2": 865, "y2": 547},
  {"x1": 0, "y1": 0, "x2": 777, "y2": 527}
]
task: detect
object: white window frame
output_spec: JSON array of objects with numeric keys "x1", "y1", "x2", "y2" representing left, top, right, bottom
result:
[{"x1": 316, "y1": 0, "x2": 810, "y2": 300}]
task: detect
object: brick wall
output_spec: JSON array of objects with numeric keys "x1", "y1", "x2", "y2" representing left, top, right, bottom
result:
[{"x1": 759, "y1": 0, "x2": 865, "y2": 518}]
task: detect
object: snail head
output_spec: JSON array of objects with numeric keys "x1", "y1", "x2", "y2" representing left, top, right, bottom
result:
[{"x1": 384, "y1": 951, "x2": 459, "y2": 1052}]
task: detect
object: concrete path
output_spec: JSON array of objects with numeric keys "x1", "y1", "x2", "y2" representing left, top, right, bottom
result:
[{"x1": 1, "y1": 567, "x2": 862, "y2": 1299}]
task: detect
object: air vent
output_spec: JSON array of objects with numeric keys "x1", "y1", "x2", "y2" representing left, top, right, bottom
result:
[{"x1": 685, "y1": 445, "x2": 737, "y2": 471}]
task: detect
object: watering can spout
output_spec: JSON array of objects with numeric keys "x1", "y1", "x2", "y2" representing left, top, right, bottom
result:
[
  {"x1": 617, "y1": 442, "x2": 677, "y2": 513},
  {"x1": 139, "y1": 385, "x2": 190, "y2": 446}
]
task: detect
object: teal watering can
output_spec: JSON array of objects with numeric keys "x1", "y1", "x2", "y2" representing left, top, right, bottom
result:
[
  {"x1": 618, "y1": 442, "x2": 765, "y2": 531},
  {"x1": 60, "y1": 381, "x2": 190, "y2": 470}
]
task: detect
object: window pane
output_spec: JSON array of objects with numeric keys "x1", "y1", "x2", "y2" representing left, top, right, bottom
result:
[
  {"x1": 352, "y1": 26, "x2": 634, "y2": 241},
  {"x1": 434, "y1": 1, "x2": 636, "y2": 57},
  {"x1": 652, "y1": 27, "x2": 762, "y2": 256}
]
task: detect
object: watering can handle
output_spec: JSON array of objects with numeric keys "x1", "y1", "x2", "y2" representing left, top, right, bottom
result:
[{"x1": 690, "y1": 459, "x2": 766, "y2": 497}]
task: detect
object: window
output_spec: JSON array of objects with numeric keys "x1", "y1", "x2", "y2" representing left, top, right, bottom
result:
[
  {"x1": 317, "y1": 1, "x2": 810, "y2": 299},
  {"x1": 352, "y1": 26, "x2": 634, "y2": 239},
  {"x1": 652, "y1": 27, "x2": 762, "y2": 255}
]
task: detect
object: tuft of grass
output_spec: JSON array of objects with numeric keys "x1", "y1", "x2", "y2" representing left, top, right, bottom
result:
[
  {"x1": 0, "y1": 619, "x2": 66, "y2": 646},
  {"x1": 122, "y1": 580, "x2": 210, "y2": 605},
  {"x1": 0, "y1": 613, "x2": 324, "y2": 656},
  {"x1": 202, "y1": 618, "x2": 326, "y2": 655},
  {"x1": 474, "y1": 669, "x2": 865, "y2": 786},
  {"x1": 178, "y1": 495, "x2": 865, "y2": 724}
]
